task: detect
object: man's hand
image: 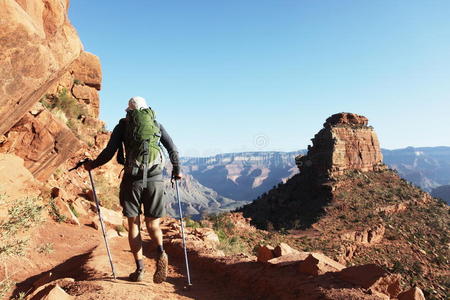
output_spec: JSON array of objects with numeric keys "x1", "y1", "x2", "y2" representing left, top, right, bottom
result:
[
  {"x1": 172, "y1": 166, "x2": 182, "y2": 180},
  {"x1": 83, "y1": 159, "x2": 94, "y2": 171}
]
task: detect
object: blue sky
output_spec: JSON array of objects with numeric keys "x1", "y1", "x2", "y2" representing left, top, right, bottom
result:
[{"x1": 69, "y1": 0, "x2": 450, "y2": 157}]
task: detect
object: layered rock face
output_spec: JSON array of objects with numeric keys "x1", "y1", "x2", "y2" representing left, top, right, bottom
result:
[
  {"x1": 0, "y1": 0, "x2": 104, "y2": 181},
  {"x1": 1, "y1": 107, "x2": 81, "y2": 180},
  {"x1": 0, "y1": 0, "x2": 82, "y2": 136},
  {"x1": 298, "y1": 112, "x2": 384, "y2": 178}
]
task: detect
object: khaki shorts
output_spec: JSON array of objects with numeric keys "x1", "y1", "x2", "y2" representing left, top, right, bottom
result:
[{"x1": 119, "y1": 166, "x2": 166, "y2": 218}]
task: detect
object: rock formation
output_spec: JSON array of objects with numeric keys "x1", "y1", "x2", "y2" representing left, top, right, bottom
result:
[
  {"x1": 240, "y1": 112, "x2": 386, "y2": 230},
  {"x1": 0, "y1": 0, "x2": 105, "y2": 181},
  {"x1": 240, "y1": 113, "x2": 449, "y2": 299},
  {"x1": 0, "y1": 0, "x2": 82, "y2": 136},
  {"x1": 1, "y1": 107, "x2": 81, "y2": 180},
  {"x1": 298, "y1": 112, "x2": 384, "y2": 179}
]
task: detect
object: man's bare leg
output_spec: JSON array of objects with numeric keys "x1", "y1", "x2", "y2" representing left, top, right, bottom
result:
[
  {"x1": 128, "y1": 216, "x2": 145, "y2": 281},
  {"x1": 145, "y1": 217, "x2": 163, "y2": 248},
  {"x1": 145, "y1": 217, "x2": 168, "y2": 283},
  {"x1": 128, "y1": 216, "x2": 143, "y2": 260}
]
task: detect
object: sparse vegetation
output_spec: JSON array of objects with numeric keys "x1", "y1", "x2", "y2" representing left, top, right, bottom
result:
[
  {"x1": 39, "y1": 88, "x2": 100, "y2": 145},
  {"x1": 37, "y1": 243, "x2": 54, "y2": 254},
  {"x1": 0, "y1": 196, "x2": 43, "y2": 258},
  {"x1": 0, "y1": 278, "x2": 15, "y2": 300},
  {"x1": 73, "y1": 79, "x2": 84, "y2": 85},
  {"x1": 0, "y1": 197, "x2": 43, "y2": 235},
  {"x1": 13, "y1": 291, "x2": 27, "y2": 300},
  {"x1": 185, "y1": 217, "x2": 201, "y2": 229},
  {"x1": 208, "y1": 214, "x2": 247, "y2": 255},
  {"x1": 233, "y1": 169, "x2": 450, "y2": 299},
  {"x1": 68, "y1": 202, "x2": 79, "y2": 218},
  {"x1": 48, "y1": 198, "x2": 67, "y2": 223}
]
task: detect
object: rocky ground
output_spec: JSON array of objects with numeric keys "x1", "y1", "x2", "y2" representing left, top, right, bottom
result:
[{"x1": 2, "y1": 209, "x2": 428, "y2": 300}]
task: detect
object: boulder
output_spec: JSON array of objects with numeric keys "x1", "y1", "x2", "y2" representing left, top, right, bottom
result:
[
  {"x1": 338, "y1": 264, "x2": 402, "y2": 298},
  {"x1": 51, "y1": 187, "x2": 68, "y2": 200},
  {"x1": 267, "y1": 252, "x2": 310, "y2": 267},
  {"x1": 70, "y1": 198, "x2": 89, "y2": 217},
  {"x1": 256, "y1": 245, "x2": 275, "y2": 263},
  {"x1": 0, "y1": 0, "x2": 82, "y2": 137},
  {"x1": 29, "y1": 279, "x2": 75, "y2": 300},
  {"x1": 0, "y1": 153, "x2": 39, "y2": 197},
  {"x1": 397, "y1": 287, "x2": 426, "y2": 300},
  {"x1": 98, "y1": 207, "x2": 123, "y2": 226},
  {"x1": 273, "y1": 242, "x2": 300, "y2": 257},
  {"x1": 41, "y1": 284, "x2": 74, "y2": 300},
  {"x1": 192, "y1": 227, "x2": 220, "y2": 248},
  {"x1": 298, "y1": 253, "x2": 346, "y2": 275}
]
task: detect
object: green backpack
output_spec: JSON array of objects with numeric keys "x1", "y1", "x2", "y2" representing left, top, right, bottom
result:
[{"x1": 124, "y1": 108, "x2": 162, "y2": 185}]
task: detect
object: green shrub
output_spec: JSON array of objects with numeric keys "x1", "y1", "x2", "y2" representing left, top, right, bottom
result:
[
  {"x1": 185, "y1": 217, "x2": 201, "y2": 229},
  {"x1": 54, "y1": 89, "x2": 86, "y2": 120}
]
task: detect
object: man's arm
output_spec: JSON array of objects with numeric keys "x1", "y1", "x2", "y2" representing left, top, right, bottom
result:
[
  {"x1": 85, "y1": 120, "x2": 124, "y2": 170},
  {"x1": 159, "y1": 123, "x2": 181, "y2": 178}
]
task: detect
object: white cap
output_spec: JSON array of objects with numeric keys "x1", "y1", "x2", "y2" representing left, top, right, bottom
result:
[{"x1": 126, "y1": 96, "x2": 148, "y2": 112}]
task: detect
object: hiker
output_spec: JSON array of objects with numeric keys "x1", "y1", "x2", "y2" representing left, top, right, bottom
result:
[{"x1": 84, "y1": 96, "x2": 181, "y2": 283}]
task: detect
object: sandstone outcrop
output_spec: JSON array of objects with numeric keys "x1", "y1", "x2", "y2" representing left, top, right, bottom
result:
[
  {"x1": 1, "y1": 108, "x2": 81, "y2": 181},
  {"x1": 340, "y1": 224, "x2": 385, "y2": 245},
  {"x1": 298, "y1": 112, "x2": 384, "y2": 178},
  {"x1": 0, "y1": 0, "x2": 82, "y2": 136}
]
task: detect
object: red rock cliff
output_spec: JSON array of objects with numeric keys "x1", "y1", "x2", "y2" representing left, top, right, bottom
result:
[{"x1": 0, "y1": 0, "x2": 104, "y2": 181}]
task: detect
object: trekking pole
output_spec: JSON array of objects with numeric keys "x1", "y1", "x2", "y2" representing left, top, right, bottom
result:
[
  {"x1": 70, "y1": 160, "x2": 117, "y2": 279},
  {"x1": 88, "y1": 169, "x2": 117, "y2": 280},
  {"x1": 175, "y1": 179, "x2": 192, "y2": 287}
]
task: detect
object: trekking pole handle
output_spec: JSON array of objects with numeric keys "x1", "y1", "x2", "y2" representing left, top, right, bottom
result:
[{"x1": 69, "y1": 158, "x2": 91, "y2": 172}]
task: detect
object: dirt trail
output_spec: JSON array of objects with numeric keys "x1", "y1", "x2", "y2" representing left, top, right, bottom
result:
[
  {"x1": 13, "y1": 226, "x2": 247, "y2": 300},
  {"x1": 66, "y1": 236, "x2": 247, "y2": 300}
]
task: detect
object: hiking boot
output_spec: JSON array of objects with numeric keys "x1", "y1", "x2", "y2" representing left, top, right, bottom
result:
[
  {"x1": 129, "y1": 268, "x2": 145, "y2": 282},
  {"x1": 153, "y1": 251, "x2": 168, "y2": 284}
]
